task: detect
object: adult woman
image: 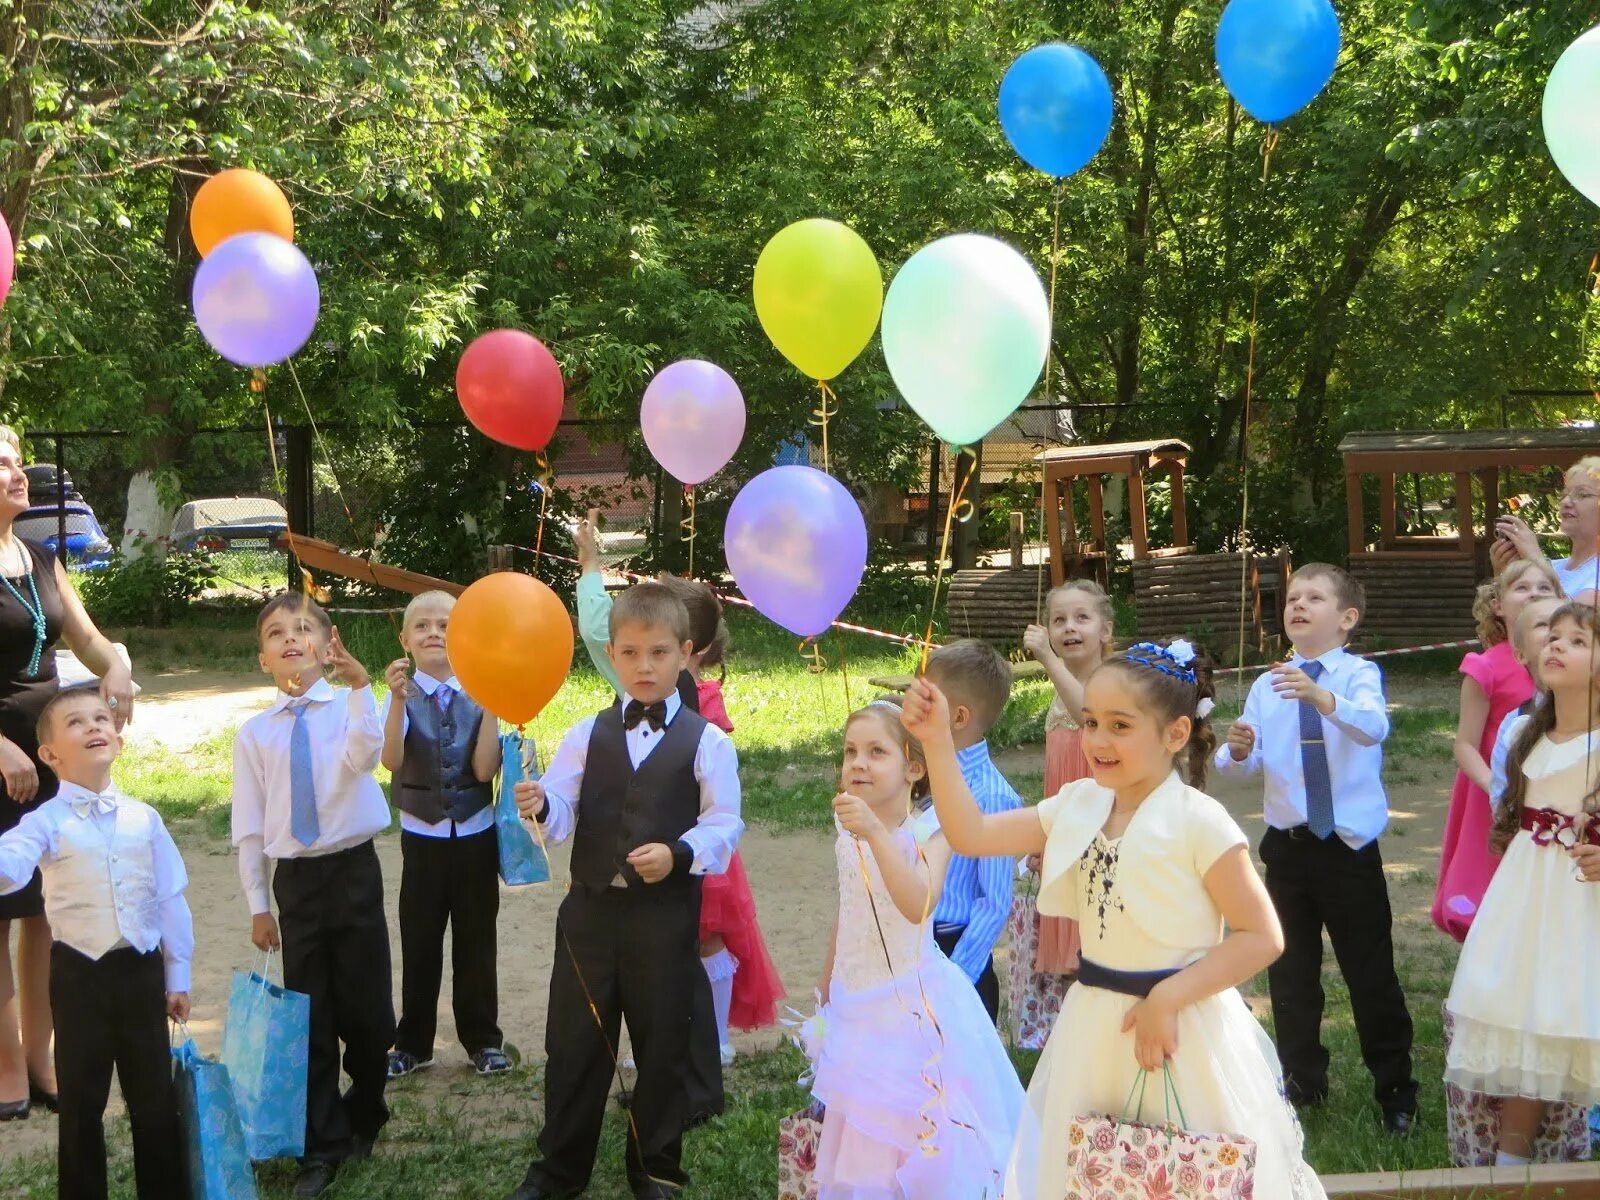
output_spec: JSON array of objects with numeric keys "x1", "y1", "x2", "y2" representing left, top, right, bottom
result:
[
  {"x1": 0, "y1": 427, "x2": 136, "y2": 1119},
  {"x1": 1494, "y1": 456, "x2": 1600, "y2": 599}
]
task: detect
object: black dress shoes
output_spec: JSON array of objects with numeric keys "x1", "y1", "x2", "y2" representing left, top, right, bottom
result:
[
  {"x1": 293, "y1": 1161, "x2": 339, "y2": 1197},
  {"x1": 28, "y1": 1081, "x2": 58, "y2": 1113},
  {"x1": 0, "y1": 1097, "x2": 28, "y2": 1120},
  {"x1": 1382, "y1": 1108, "x2": 1418, "y2": 1137}
]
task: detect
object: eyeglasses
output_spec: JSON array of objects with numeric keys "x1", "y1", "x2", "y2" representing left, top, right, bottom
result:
[{"x1": 1562, "y1": 490, "x2": 1600, "y2": 504}]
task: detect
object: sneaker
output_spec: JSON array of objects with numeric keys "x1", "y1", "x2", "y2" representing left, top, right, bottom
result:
[
  {"x1": 719, "y1": 1044, "x2": 736, "y2": 1068},
  {"x1": 472, "y1": 1046, "x2": 513, "y2": 1076},
  {"x1": 386, "y1": 1049, "x2": 433, "y2": 1080}
]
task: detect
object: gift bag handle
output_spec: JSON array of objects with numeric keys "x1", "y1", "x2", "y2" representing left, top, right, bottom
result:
[{"x1": 1123, "y1": 1063, "x2": 1190, "y2": 1129}]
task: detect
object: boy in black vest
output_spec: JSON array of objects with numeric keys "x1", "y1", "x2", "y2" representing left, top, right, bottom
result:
[
  {"x1": 381, "y1": 591, "x2": 508, "y2": 1080},
  {"x1": 504, "y1": 582, "x2": 743, "y2": 1200}
]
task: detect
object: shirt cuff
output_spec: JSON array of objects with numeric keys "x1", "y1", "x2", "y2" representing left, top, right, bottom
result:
[
  {"x1": 672, "y1": 840, "x2": 694, "y2": 876},
  {"x1": 164, "y1": 957, "x2": 191, "y2": 994}
]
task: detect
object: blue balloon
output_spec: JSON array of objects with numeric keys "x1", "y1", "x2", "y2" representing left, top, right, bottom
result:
[
  {"x1": 192, "y1": 232, "x2": 319, "y2": 367},
  {"x1": 1215, "y1": 0, "x2": 1341, "y2": 124},
  {"x1": 998, "y1": 44, "x2": 1114, "y2": 179}
]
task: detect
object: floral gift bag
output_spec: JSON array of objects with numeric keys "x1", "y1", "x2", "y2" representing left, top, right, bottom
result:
[
  {"x1": 777, "y1": 1100, "x2": 824, "y2": 1200},
  {"x1": 1006, "y1": 878, "x2": 1072, "y2": 1051},
  {"x1": 1063, "y1": 1069, "x2": 1256, "y2": 1199}
]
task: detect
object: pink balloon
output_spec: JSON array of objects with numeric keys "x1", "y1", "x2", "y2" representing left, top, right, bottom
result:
[
  {"x1": 0, "y1": 212, "x2": 14, "y2": 308},
  {"x1": 640, "y1": 359, "x2": 745, "y2": 485}
]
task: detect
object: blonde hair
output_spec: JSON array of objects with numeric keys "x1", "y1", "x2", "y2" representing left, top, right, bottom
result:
[
  {"x1": 1472, "y1": 558, "x2": 1563, "y2": 647},
  {"x1": 1510, "y1": 595, "x2": 1561, "y2": 663},
  {"x1": 402, "y1": 589, "x2": 455, "y2": 628},
  {"x1": 0, "y1": 426, "x2": 20, "y2": 455},
  {"x1": 1044, "y1": 579, "x2": 1115, "y2": 654},
  {"x1": 845, "y1": 696, "x2": 930, "y2": 806},
  {"x1": 1566, "y1": 457, "x2": 1600, "y2": 490}
]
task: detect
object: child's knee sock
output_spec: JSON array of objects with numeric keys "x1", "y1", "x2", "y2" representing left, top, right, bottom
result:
[
  {"x1": 1494, "y1": 1150, "x2": 1531, "y2": 1167},
  {"x1": 702, "y1": 949, "x2": 737, "y2": 1049}
]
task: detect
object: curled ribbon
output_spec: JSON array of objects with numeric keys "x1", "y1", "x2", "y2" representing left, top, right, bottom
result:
[
  {"x1": 810, "y1": 380, "x2": 837, "y2": 474},
  {"x1": 919, "y1": 447, "x2": 978, "y2": 673},
  {"x1": 799, "y1": 637, "x2": 827, "y2": 675},
  {"x1": 680, "y1": 485, "x2": 697, "y2": 576},
  {"x1": 532, "y1": 452, "x2": 553, "y2": 565}
]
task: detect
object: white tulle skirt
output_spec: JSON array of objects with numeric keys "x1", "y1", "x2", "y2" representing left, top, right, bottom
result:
[
  {"x1": 1004, "y1": 981, "x2": 1326, "y2": 1200},
  {"x1": 1445, "y1": 832, "x2": 1600, "y2": 1104},
  {"x1": 811, "y1": 950, "x2": 1024, "y2": 1199}
]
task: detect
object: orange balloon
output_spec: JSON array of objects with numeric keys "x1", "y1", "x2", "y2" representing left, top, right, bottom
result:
[
  {"x1": 447, "y1": 572, "x2": 574, "y2": 726},
  {"x1": 190, "y1": 169, "x2": 294, "y2": 257}
]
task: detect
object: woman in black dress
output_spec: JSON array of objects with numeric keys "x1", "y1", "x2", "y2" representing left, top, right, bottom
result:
[{"x1": 0, "y1": 428, "x2": 136, "y2": 1119}]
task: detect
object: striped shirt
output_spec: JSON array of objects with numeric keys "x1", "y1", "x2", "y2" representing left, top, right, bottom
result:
[{"x1": 930, "y1": 740, "x2": 1023, "y2": 982}]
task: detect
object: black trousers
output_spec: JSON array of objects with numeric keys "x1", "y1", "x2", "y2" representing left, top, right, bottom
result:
[
  {"x1": 1260, "y1": 827, "x2": 1418, "y2": 1116},
  {"x1": 394, "y1": 826, "x2": 502, "y2": 1059},
  {"x1": 274, "y1": 839, "x2": 396, "y2": 1163},
  {"x1": 525, "y1": 880, "x2": 700, "y2": 1196},
  {"x1": 935, "y1": 926, "x2": 1000, "y2": 1024},
  {"x1": 684, "y1": 947, "x2": 724, "y2": 1119},
  {"x1": 50, "y1": 943, "x2": 183, "y2": 1200}
]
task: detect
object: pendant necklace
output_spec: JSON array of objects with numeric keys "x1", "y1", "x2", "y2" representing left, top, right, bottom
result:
[{"x1": 0, "y1": 543, "x2": 46, "y2": 677}]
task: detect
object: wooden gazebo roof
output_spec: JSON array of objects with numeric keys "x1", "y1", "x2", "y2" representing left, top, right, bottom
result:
[
  {"x1": 1036, "y1": 438, "x2": 1190, "y2": 475},
  {"x1": 1339, "y1": 428, "x2": 1600, "y2": 473}
]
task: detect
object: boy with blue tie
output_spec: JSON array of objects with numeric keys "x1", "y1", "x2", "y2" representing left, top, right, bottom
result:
[
  {"x1": 233, "y1": 595, "x2": 394, "y2": 1197},
  {"x1": 1217, "y1": 563, "x2": 1418, "y2": 1134}
]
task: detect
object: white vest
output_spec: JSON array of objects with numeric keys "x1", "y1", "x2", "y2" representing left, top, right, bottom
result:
[{"x1": 47, "y1": 800, "x2": 161, "y2": 960}]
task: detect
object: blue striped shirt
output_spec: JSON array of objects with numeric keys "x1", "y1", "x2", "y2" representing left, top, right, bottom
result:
[{"x1": 931, "y1": 740, "x2": 1023, "y2": 982}]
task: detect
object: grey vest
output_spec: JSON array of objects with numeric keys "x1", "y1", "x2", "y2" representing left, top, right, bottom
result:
[{"x1": 395, "y1": 688, "x2": 492, "y2": 825}]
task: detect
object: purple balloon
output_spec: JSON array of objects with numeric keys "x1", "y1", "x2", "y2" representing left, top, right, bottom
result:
[
  {"x1": 192, "y1": 232, "x2": 319, "y2": 367},
  {"x1": 725, "y1": 466, "x2": 867, "y2": 637},
  {"x1": 641, "y1": 359, "x2": 746, "y2": 485}
]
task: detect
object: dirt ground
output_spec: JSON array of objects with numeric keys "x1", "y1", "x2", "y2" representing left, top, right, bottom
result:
[{"x1": 0, "y1": 669, "x2": 1459, "y2": 1162}]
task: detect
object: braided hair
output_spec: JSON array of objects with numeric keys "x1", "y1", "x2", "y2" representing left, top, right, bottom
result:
[{"x1": 1093, "y1": 639, "x2": 1218, "y2": 788}]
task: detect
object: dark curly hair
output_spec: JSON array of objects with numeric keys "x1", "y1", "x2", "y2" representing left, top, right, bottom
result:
[{"x1": 1093, "y1": 641, "x2": 1218, "y2": 789}]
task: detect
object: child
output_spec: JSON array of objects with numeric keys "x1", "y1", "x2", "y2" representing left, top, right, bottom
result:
[
  {"x1": 1445, "y1": 601, "x2": 1600, "y2": 1166},
  {"x1": 0, "y1": 686, "x2": 191, "y2": 1200},
  {"x1": 1217, "y1": 563, "x2": 1418, "y2": 1134},
  {"x1": 904, "y1": 642, "x2": 1325, "y2": 1199},
  {"x1": 232, "y1": 596, "x2": 394, "y2": 1198},
  {"x1": 921, "y1": 638, "x2": 1023, "y2": 1023},
  {"x1": 574, "y1": 512, "x2": 781, "y2": 1094},
  {"x1": 809, "y1": 696, "x2": 1022, "y2": 1198},
  {"x1": 1433, "y1": 560, "x2": 1560, "y2": 939},
  {"x1": 1488, "y1": 596, "x2": 1562, "y2": 812},
  {"x1": 507, "y1": 582, "x2": 743, "y2": 1200},
  {"x1": 1014, "y1": 579, "x2": 1116, "y2": 1046},
  {"x1": 381, "y1": 590, "x2": 508, "y2": 1079}
]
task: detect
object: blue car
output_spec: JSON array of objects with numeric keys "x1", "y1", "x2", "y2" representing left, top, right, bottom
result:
[{"x1": 15, "y1": 502, "x2": 114, "y2": 569}]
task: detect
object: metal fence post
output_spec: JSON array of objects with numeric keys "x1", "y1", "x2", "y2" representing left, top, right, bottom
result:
[
  {"x1": 284, "y1": 426, "x2": 313, "y2": 589},
  {"x1": 54, "y1": 434, "x2": 66, "y2": 561}
]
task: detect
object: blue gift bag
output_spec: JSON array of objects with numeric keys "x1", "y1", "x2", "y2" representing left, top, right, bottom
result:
[
  {"x1": 221, "y1": 953, "x2": 310, "y2": 1161},
  {"x1": 499, "y1": 731, "x2": 550, "y2": 886},
  {"x1": 172, "y1": 1032, "x2": 258, "y2": 1200}
]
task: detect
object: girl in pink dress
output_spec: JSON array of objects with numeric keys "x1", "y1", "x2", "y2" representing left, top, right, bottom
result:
[
  {"x1": 1012, "y1": 580, "x2": 1114, "y2": 1049},
  {"x1": 1431, "y1": 558, "x2": 1559, "y2": 940}
]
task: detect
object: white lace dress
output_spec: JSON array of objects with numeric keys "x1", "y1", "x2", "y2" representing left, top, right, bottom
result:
[
  {"x1": 1445, "y1": 726, "x2": 1600, "y2": 1103},
  {"x1": 811, "y1": 822, "x2": 1024, "y2": 1199}
]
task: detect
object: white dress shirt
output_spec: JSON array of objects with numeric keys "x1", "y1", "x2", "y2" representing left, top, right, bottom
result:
[
  {"x1": 538, "y1": 690, "x2": 743, "y2": 878},
  {"x1": 0, "y1": 781, "x2": 194, "y2": 991},
  {"x1": 382, "y1": 670, "x2": 495, "y2": 839},
  {"x1": 1214, "y1": 645, "x2": 1392, "y2": 848},
  {"x1": 232, "y1": 678, "x2": 390, "y2": 915}
]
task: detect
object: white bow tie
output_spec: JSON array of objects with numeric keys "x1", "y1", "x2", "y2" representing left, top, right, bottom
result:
[{"x1": 69, "y1": 790, "x2": 117, "y2": 819}]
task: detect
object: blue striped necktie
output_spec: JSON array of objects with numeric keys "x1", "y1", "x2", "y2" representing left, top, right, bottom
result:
[
  {"x1": 289, "y1": 698, "x2": 320, "y2": 847},
  {"x1": 1298, "y1": 660, "x2": 1336, "y2": 839}
]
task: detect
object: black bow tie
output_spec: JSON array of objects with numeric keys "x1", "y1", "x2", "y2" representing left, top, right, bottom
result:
[{"x1": 623, "y1": 699, "x2": 668, "y2": 732}]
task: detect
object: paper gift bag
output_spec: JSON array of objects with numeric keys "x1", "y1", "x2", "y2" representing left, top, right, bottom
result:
[
  {"x1": 777, "y1": 1101, "x2": 824, "y2": 1200},
  {"x1": 173, "y1": 1033, "x2": 259, "y2": 1200},
  {"x1": 498, "y1": 731, "x2": 551, "y2": 886},
  {"x1": 1006, "y1": 889, "x2": 1071, "y2": 1052},
  {"x1": 221, "y1": 955, "x2": 310, "y2": 1161}
]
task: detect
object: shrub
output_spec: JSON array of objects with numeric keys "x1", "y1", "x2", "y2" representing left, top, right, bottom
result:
[{"x1": 75, "y1": 534, "x2": 216, "y2": 627}]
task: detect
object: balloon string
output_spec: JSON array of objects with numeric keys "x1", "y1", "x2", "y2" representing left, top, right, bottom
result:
[
  {"x1": 533, "y1": 453, "x2": 552, "y2": 567},
  {"x1": 1235, "y1": 282, "x2": 1260, "y2": 704},
  {"x1": 1260, "y1": 124, "x2": 1279, "y2": 183},
  {"x1": 810, "y1": 380, "x2": 837, "y2": 474},
  {"x1": 680, "y1": 485, "x2": 697, "y2": 577},
  {"x1": 834, "y1": 629, "x2": 853, "y2": 712},
  {"x1": 1036, "y1": 179, "x2": 1065, "y2": 622},
  {"x1": 799, "y1": 636, "x2": 826, "y2": 674},
  {"x1": 919, "y1": 448, "x2": 976, "y2": 673}
]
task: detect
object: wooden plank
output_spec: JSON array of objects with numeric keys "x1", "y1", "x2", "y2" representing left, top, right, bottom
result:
[
  {"x1": 281, "y1": 534, "x2": 465, "y2": 597},
  {"x1": 1379, "y1": 474, "x2": 1397, "y2": 549},
  {"x1": 1346, "y1": 472, "x2": 1365, "y2": 556},
  {"x1": 1169, "y1": 463, "x2": 1188, "y2": 548},
  {"x1": 1044, "y1": 475, "x2": 1065, "y2": 589},
  {"x1": 1128, "y1": 462, "x2": 1149, "y2": 559},
  {"x1": 1456, "y1": 472, "x2": 1475, "y2": 555},
  {"x1": 1086, "y1": 475, "x2": 1106, "y2": 554},
  {"x1": 1322, "y1": 1161, "x2": 1600, "y2": 1198}
]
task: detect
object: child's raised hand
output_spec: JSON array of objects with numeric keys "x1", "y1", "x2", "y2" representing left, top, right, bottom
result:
[
  {"x1": 1022, "y1": 624, "x2": 1056, "y2": 664},
  {"x1": 833, "y1": 792, "x2": 885, "y2": 842},
  {"x1": 627, "y1": 842, "x2": 675, "y2": 883},
  {"x1": 1572, "y1": 843, "x2": 1600, "y2": 883},
  {"x1": 514, "y1": 779, "x2": 546, "y2": 820},
  {"x1": 901, "y1": 678, "x2": 950, "y2": 743},
  {"x1": 1225, "y1": 721, "x2": 1255, "y2": 763},
  {"x1": 1270, "y1": 662, "x2": 1331, "y2": 713},
  {"x1": 576, "y1": 507, "x2": 602, "y2": 573},
  {"x1": 1121, "y1": 992, "x2": 1179, "y2": 1072},
  {"x1": 326, "y1": 626, "x2": 370, "y2": 690},
  {"x1": 384, "y1": 658, "x2": 413, "y2": 698}
]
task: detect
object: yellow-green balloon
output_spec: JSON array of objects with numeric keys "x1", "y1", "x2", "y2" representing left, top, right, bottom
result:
[{"x1": 753, "y1": 219, "x2": 883, "y2": 380}]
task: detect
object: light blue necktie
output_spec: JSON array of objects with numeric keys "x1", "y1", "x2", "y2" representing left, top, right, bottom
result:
[
  {"x1": 1298, "y1": 660, "x2": 1336, "y2": 839},
  {"x1": 289, "y1": 699, "x2": 320, "y2": 847}
]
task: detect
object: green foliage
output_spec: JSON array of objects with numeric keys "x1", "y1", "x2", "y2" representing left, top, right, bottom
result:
[{"x1": 74, "y1": 536, "x2": 215, "y2": 627}]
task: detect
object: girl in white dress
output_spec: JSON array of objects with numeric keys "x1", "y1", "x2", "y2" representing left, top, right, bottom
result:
[
  {"x1": 1445, "y1": 601, "x2": 1600, "y2": 1166},
  {"x1": 807, "y1": 697, "x2": 1024, "y2": 1199},
  {"x1": 903, "y1": 641, "x2": 1325, "y2": 1200}
]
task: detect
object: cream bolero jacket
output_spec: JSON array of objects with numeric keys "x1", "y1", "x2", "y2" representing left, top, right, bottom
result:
[{"x1": 1035, "y1": 772, "x2": 1248, "y2": 955}]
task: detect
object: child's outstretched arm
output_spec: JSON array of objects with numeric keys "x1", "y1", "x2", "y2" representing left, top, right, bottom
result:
[
  {"x1": 1023, "y1": 624, "x2": 1087, "y2": 719},
  {"x1": 833, "y1": 792, "x2": 951, "y2": 923},
  {"x1": 0, "y1": 808, "x2": 54, "y2": 894},
  {"x1": 1122, "y1": 845, "x2": 1282, "y2": 1071},
  {"x1": 471, "y1": 710, "x2": 502, "y2": 783},
  {"x1": 1452, "y1": 674, "x2": 1493, "y2": 793},
  {"x1": 574, "y1": 509, "x2": 623, "y2": 697},
  {"x1": 901, "y1": 678, "x2": 1045, "y2": 859}
]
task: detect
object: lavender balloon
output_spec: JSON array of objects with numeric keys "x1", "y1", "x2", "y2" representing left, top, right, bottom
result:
[
  {"x1": 192, "y1": 232, "x2": 319, "y2": 367},
  {"x1": 725, "y1": 465, "x2": 867, "y2": 637},
  {"x1": 641, "y1": 359, "x2": 746, "y2": 484}
]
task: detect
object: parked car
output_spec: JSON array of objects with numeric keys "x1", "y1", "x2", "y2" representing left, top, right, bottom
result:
[
  {"x1": 15, "y1": 501, "x2": 114, "y2": 569},
  {"x1": 171, "y1": 496, "x2": 288, "y2": 553}
]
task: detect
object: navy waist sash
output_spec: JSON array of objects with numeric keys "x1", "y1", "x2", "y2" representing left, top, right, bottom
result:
[{"x1": 1077, "y1": 957, "x2": 1180, "y2": 998}]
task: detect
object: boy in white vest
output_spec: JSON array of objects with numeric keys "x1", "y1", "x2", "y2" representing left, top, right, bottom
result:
[{"x1": 0, "y1": 684, "x2": 192, "y2": 1200}]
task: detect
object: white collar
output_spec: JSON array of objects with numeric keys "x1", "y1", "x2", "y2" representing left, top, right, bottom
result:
[
  {"x1": 622, "y1": 689, "x2": 683, "y2": 726},
  {"x1": 412, "y1": 670, "x2": 459, "y2": 696},
  {"x1": 271, "y1": 676, "x2": 334, "y2": 713},
  {"x1": 1292, "y1": 645, "x2": 1347, "y2": 672}
]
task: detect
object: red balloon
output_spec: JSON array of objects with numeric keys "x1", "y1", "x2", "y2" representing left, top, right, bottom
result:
[{"x1": 455, "y1": 329, "x2": 564, "y2": 451}]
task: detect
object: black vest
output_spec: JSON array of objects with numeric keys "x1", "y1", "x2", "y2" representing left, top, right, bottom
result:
[
  {"x1": 395, "y1": 688, "x2": 492, "y2": 824},
  {"x1": 572, "y1": 702, "x2": 706, "y2": 890}
]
